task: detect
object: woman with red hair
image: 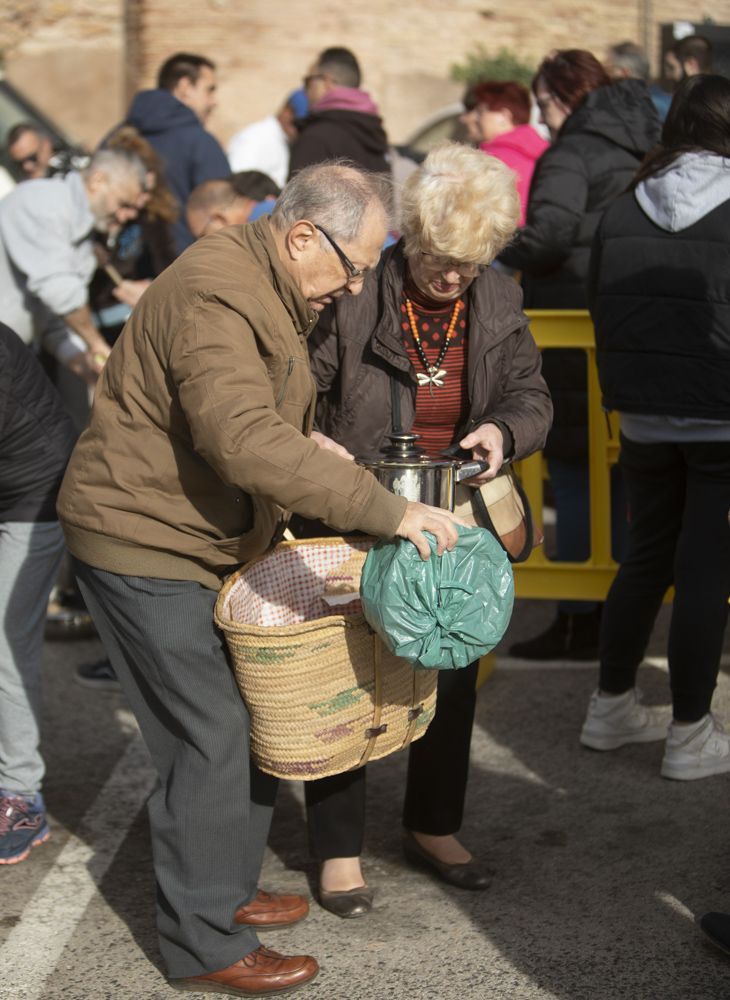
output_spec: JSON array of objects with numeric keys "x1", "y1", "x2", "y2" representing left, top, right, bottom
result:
[
  {"x1": 461, "y1": 80, "x2": 548, "y2": 225},
  {"x1": 501, "y1": 50, "x2": 661, "y2": 661}
]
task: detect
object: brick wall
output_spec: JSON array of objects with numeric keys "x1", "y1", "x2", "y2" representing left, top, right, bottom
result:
[
  {"x1": 1, "y1": 0, "x2": 124, "y2": 147},
  {"x1": 2, "y1": 0, "x2": 728, "y2": 151}
]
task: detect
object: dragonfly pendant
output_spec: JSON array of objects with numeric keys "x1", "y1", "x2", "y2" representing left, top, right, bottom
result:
[{"x1": 416, "y1": 367, "x2": 447, "y2": 388}]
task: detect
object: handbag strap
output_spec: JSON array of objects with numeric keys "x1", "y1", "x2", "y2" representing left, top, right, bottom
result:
[{"x1": 472, "y1": 470, "x2": 535, "y2": 564}]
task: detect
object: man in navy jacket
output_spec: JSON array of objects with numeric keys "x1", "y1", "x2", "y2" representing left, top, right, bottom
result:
[{"x1": 125, "y1": 52, "x2": 231, "y2": 253}]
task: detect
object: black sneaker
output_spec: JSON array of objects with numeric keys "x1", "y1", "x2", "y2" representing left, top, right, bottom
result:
[
  {"x1": 700, "y1": 912, "x2": 730, "y2": 956},
  {"x1": 75, "y1": 658, "x2": 121, "y2": 691},
  {"x1": 508, "y1": 609, "x2": 601, "y2": 661},
  {"x1": 46, "y1": 588, "x2": 97, "y2": 640}
]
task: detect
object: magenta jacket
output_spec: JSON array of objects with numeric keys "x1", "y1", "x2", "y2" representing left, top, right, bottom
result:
[{"x1": 480, "y1": 125, "x2": 549, "y2": 226}]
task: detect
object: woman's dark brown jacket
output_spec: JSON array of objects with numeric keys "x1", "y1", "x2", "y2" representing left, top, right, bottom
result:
[{"x1": 309, "y1": 242, "x2": 552, "y2": 461}]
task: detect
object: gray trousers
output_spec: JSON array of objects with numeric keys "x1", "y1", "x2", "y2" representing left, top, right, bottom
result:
[
  {"x1": 75, "y1": 561, "x2": 278, "y2": 978},
  {"x1": 0, "y1": 521, "x2": 64, "y2": 796}
]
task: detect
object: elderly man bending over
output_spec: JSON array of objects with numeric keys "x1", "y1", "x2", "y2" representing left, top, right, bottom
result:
[
  {"x1": 57, "y1": 162, "x2": 464, "y2": 997},
  {"x1": 0, "y1": 147, "x2": 147, "y2": 382}
]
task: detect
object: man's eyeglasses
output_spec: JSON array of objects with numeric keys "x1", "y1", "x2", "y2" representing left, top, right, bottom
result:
[
  {"x1": 315, "y1": 224, "x2": 368, "y2": 281},
  {"x1": 420, "y1": 251, "x2": 483, "y2": 278}
]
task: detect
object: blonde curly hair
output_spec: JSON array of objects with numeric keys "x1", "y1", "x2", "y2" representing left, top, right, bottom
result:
[{"x1": 399, "y1": 141, "x2": 520, "y2": 265}]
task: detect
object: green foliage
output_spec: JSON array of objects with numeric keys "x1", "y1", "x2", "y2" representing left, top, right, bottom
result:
[{"x1": 450, "y1": 46, "x2": 536, "y2": 89}]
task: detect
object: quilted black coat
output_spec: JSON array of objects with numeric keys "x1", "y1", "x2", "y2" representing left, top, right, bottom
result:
[
  {"x1": 500, "y1": 79, "x2": 661, "y2": 460},
  {"x1": 0, "y1": 324, "x2": 76, "y2": 521}
]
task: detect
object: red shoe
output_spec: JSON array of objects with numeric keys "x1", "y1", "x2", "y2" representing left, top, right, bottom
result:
[
  {"x1": 170, "y1": 946, "x2": 318, "y2": 996},
  {"x1": 234, "y1": 889, "x2": 309, "y2": 929}
]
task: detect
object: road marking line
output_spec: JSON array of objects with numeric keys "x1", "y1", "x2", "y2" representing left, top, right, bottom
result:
[{"x1": 0, "y1": 730, "x2": 154, "y2": 999}]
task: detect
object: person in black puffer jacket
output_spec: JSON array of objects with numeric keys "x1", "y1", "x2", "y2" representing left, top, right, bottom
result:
[
  {"x1": 0, "y1": 324, "x2": 76, "y2": 864},
  {"x1": 579, "y1": 75, "x2": 730, "y2": 780},
  {"x1": 501, "y1": 50, "x2": 661, "y2": 660}
]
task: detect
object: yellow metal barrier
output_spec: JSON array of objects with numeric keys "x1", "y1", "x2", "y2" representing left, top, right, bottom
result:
[{"x1": 514, "y1": 310, "x2": 620, "y2": 602}]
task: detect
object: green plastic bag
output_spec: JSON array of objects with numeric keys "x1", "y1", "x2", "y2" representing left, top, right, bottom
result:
[{"x1": 359, "y1": 525, "x2": 514, "y2": 669}]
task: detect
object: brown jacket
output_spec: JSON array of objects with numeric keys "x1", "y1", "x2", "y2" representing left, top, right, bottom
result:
[
  {"x1": 309, "y1": 242, "x2": 552, "y2": 459},
  {"x1": 58, "y1": 218, "x2": 407, "y2": 589}
]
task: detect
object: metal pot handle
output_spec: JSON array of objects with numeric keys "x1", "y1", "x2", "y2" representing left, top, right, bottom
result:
[{"x1": 455, "y1": 460, "x2": 490, "y2": 482}]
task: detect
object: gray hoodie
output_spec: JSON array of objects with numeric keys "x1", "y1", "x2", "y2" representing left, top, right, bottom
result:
[
  {"x1": 622, "y1": 151, "x2": 730, "y2": 443},
  {"x1": 635, "y1": 151, "x2": 730, "y2": 232}
]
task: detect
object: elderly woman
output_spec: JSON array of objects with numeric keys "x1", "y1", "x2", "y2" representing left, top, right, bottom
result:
[{"x1": 301, "y1": 141, "x2": 552, "y2": 916}]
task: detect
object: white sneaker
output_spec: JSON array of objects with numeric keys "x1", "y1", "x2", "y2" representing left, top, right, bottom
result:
[
  {"x1": 661, "y1": 714, "x2": 730, "y2": 781},
  {"x1": 580, "y1": 688, "x2": 670, "y2": 751}
]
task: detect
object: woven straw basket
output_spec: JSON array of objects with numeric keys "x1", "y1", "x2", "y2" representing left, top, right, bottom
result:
[{"x1": 214, "y1": 537, "x2": 437, "y2": 780}]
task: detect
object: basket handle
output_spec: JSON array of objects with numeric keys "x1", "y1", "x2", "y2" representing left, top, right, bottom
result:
[
  {"x1": 358, "y1": 633, "x2": 387, "y2": 767},
  {"x1": 401, "y1": 667, "x2": 426, "y2": 749}
]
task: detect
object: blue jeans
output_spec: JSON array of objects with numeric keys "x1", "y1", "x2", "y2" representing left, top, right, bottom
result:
[
  {"x1": 0, "y1": 521, "x2": 64, "y2": 796},
  {"x1": 547, "y1": 458, "x2": 628, "y2": 615}
]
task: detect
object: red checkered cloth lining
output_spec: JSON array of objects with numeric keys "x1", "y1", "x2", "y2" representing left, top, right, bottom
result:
[{"x1": 224, "y1": 540, "x2": 373, "y2": 627}]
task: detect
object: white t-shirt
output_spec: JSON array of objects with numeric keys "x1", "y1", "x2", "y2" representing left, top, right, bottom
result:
[{"x1": 227, "y1": 115, "x2": 289, "y2": 188}]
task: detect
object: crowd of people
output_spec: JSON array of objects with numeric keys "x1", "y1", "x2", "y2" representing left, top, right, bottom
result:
[{"x1": 0, "y1": 33, "x2": 728, "y2": 996}]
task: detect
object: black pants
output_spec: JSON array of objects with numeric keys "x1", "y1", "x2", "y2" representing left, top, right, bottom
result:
[
  {"x1": 75, "y1": 561, "x2": 278, "y2": 978},
  {"x1": 305, "y1": 660, "x2": 479, "y2": 859},
  {"x1": 599, "y1": 436, "x2": 730, "y2": 722}
]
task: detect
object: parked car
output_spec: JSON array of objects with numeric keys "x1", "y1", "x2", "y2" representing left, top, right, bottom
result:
[{"x1": 395, "y1": 102, "x2": 470, "y2": 162}]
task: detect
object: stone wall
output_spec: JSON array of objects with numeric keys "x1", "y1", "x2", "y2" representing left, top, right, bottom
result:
[{"x1": 2, "y1": 0, "x2": 728, "y2": 151}]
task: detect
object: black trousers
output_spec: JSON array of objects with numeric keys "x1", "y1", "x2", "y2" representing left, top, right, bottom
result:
[
  {"x1": 599, "y1": 436, "x2": 730, "y2": 721},
  {"x1": 305, "y1": 660, "x2": 479, "y2": 859},
  {"x1": 75, "y1": 561, "x2": 278, "y2": 978}
]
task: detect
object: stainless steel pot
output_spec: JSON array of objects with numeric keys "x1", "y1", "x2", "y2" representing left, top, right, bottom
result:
[{"x1": 359, "y1": 434, "x2": 488, "y2": 510}]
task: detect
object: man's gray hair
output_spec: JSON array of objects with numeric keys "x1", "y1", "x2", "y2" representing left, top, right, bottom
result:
[
  {"x1": 608, "y1": 41, "x2": 650, "y2": 82},
  {"x1": 84, "y1": 147, "x2": 148, "y2": 189},
  {"x1": 271, "y1": 161, "x2": 391, "y2": 242}
]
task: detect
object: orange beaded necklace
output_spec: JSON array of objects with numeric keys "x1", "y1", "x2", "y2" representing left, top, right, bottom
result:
[{"x1": 404, "y1": 297, "x2": 463, "y2": 388}]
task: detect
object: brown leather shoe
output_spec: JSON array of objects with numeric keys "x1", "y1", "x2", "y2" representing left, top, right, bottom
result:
[
  {"x1": 234, "y1": 889, "x2": 309, "y2": 929},
  {"x1": 170, "y1": 946, "x2": 318, "y2": 996}
]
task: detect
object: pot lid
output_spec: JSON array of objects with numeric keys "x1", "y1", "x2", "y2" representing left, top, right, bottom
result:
[{"x1": 359, "y1": 433, "x2": 453, "y2": 469}]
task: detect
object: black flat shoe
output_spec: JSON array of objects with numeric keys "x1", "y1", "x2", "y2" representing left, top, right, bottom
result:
[
  {"x1": 318, "y1": 885, "x2": 374, "y2": 918},
  {"x1": 402, "y1": 831, "x2": 493, "y2": 891},
  {"x1": 700, "y1": 912, "x2": 730, "y2": 956}
]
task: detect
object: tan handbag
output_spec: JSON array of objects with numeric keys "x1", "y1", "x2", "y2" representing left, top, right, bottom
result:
[{"x1": 453, "y1": 469, "x2": 541, "y2": 563}]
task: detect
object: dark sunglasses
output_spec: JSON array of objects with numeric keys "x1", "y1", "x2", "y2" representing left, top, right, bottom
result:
[
  {"x1": 12, "y1": 151, "x2": 39, "y2": 167},
  {"x1": 314, "y1": 224, "x2": 368, "y2": 281}
]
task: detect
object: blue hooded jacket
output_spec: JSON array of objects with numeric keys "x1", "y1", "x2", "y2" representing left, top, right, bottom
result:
[{"x1": 126, "y1": 89, "x2": 230, "y2": 253}]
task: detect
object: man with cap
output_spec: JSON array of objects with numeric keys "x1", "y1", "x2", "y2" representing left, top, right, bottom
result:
[{"x1": 227, "y1": 90, "x2": 308, "y2": 189}]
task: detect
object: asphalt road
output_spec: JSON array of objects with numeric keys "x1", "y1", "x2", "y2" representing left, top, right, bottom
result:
[{"x1": 2, "y1": 598, "x2": 730, "y2": 1000}]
